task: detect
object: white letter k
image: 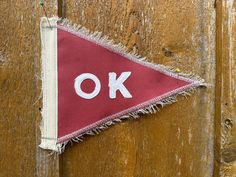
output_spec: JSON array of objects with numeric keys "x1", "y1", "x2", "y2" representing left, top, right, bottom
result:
[{"x1": 108, "y1": 72, "x2": 132, "y2": 99}]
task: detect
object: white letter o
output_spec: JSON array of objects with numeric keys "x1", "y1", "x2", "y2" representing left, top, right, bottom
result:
[{"x1": 74, "y1": 73, "x2": 101, "y2": 99}]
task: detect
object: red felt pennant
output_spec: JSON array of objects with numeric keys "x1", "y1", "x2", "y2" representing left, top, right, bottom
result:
[{"x1": 40, "y1": 17, "x2": 205, "y2": 153}]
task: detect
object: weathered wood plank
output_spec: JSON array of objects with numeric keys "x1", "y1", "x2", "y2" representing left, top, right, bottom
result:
[
  {"x1": 0, "y1": 1, "x2": 37, "y2": 177},
  {"x1": 60, "y1": 1, "x2": 216, "y2": 177},
  {"x1": 216, "y1": 0, "x2": 236, "y2": 176},
  {"x1": 0, "y1": 0, "x2": 59, "y2": 177}
]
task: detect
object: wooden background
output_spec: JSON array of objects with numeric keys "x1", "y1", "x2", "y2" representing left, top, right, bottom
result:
[{"x1": 0, "y1": 0, "x2": 235, "y2": 177}]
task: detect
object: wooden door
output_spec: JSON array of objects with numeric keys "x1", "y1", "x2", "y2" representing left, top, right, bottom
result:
[{"x1": 0, "y1": 0, "x2": 235, "y2": 177}]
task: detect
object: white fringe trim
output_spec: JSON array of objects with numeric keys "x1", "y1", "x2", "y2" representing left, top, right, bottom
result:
[
  {"x1": 58, "y1": 87, "x2": 202, "y2": 153},
  {"x1": 57, "y1": 19, "x2": 206, "y2": 86}
]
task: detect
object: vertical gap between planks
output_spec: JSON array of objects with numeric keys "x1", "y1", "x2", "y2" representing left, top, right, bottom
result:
[
  {"x1": 214, "y1": 0, "x2": 223, "y2": 176},
  {"x1": 58, "y1": 0, "x2": 65, "y2": 19}
]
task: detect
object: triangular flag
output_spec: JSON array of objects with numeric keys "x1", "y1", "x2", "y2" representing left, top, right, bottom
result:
[{"x1": 39, "y1": 17, "x2": 205, "y2": 153}]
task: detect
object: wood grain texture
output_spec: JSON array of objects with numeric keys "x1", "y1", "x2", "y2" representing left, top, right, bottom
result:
[
  {"x1": 216, "y1": 0, "x2": 236, "y2": 176},
  {"x1": 1, "y1": 0, "x2": 225, "y2": 177},
  {"x1": 60, "y1": 1, "x2": 216, "y2": 177},
  {"x1": 0, "y1": 0, "x2": 59, "y2": 177},
  {"x1": 0, "y1": 1, "x2": 38, "y2": 177}
]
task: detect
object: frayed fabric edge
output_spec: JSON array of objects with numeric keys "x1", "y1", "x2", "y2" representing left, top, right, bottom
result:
[
  {"x1": 57, "y1": 85, "x2": 204, "y2": 154},
  {"x1": 57, "y1": 18, "x2": 206, "y2": 86},
  {"x1": 40, "y1": 17, "x2": 207, "y2": 154}
]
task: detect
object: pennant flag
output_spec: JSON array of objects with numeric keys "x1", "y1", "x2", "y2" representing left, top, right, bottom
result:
[{"x1": 39, "y1": 17, "x2": 206, "y2": 153}]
